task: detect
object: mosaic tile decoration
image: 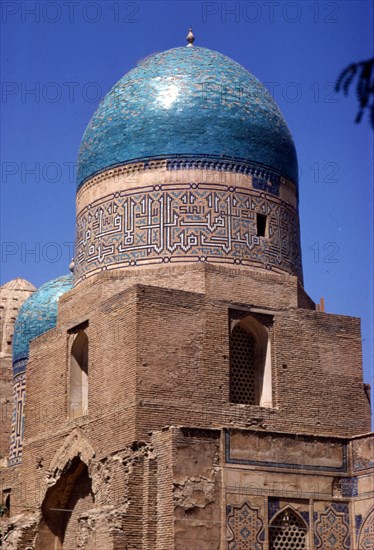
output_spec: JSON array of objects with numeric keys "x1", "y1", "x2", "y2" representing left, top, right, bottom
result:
[
  {"x1": 300, "y1": 511, "x2": 310, "y2": 525},
  {"x1": 358, "y1": 507, "x2": 374, "y2": 549},
  {"x1": 331, "y1": 502, "x2": 349, "y2": 516},
  {"x1": 12, "y1": 274, "x2": 73, "y2": 376},
  {"x1": 355, "y1": 514, "x2": 363, "y2": 541},
  {"x1": 268, "y1": 499, "x2": 280, "y2": 520},
  {"x1": 77, "y1": 46, "x2": 298, "y2": 188},
  {"x1": 75, "y1": 183, "x2": 302, "y2": 283},
  {"x1": 340, "y1": 477, "x2": 358, "y2": 497},
  {"x1": 314, "y1": 505, "x2": 350, "y2": 549},
  {"x1": 9, "y1": 372, "x2": 26, "y2": 466},
  {"x1": 227, "y1": 501, "x2": 264, "y2": 549}
]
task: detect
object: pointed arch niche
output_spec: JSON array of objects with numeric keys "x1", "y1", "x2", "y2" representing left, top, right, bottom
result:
[
  {"x1": 229, "y1": 311, "x2": 273, "y2": 407},
  {"x1": 35, "y1": 456, "x2": 94, "y2": 550},
  {"x1": 69, "y1": 330, "x2": 88, "y2": 419},
  {"x1": 269, "y1": 506, "x2": 308, "y2": 549}
]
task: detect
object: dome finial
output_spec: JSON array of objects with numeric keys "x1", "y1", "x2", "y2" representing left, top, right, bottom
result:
[{"x1": 186, "y1": 27, "x2": 195, "y2": 47}]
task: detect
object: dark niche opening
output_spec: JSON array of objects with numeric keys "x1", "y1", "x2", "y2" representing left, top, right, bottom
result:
[{"x1": 256, "y1": 213, "x2": 267, "y2": 237}]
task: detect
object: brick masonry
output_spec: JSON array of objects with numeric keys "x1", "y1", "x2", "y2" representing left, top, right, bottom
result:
[{"x1": 0, "y1": 264, "x2": 372, "y2": 548}]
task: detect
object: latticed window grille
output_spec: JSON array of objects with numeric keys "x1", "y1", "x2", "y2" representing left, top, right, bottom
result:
[
  {"x1": 269, "y1": 508, "x2": 308, "y2": 549},
  {"x1": 230, "y1": 324, "x2": 257, "y2": 404}
]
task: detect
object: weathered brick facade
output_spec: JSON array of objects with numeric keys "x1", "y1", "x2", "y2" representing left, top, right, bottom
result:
[{"x1": 1, "y1": 265, "x2": 372, "y2": 548}]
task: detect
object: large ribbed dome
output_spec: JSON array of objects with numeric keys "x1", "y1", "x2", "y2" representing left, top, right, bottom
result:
[
  {"x1": 77, "y1": 46, "x2": 298, "y2": 189},
  {"x1": 12, "y1": 274, "x2": 73, "y2": 375}
]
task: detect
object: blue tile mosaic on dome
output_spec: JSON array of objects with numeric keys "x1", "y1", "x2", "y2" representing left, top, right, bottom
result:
[
  {"x1": 77, "y1": 46, "x2": 298, "y2": 188},
  {"x1": 12, "y1": 274, "x2": 73, "y2": 376}
]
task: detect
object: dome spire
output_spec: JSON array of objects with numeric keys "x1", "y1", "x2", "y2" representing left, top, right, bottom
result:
[{"x1": 186, "y1": 27, "x2": 195, "y2": 47}]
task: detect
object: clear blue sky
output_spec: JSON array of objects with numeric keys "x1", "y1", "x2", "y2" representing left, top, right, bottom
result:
[{"x1": 1, "y1": 1, "x2": 373, "y2": 399}]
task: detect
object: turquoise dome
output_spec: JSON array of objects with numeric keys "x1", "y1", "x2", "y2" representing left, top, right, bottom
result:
[
  {"x1": 12, "y1": 275, "x2": 73, "y2": 376},
  {"x1": 77, "y1": 46, "x2": 298, "y2": 189}
]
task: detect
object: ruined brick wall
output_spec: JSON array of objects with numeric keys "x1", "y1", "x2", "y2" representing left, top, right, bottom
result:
[
  {"x1": 2, "y1": 428, "x2": 373, "y2": 549},
  {"x1": 55, "y1": 462, "x2": 94, "y2": 550},
  {"x1": 151, "y1": 429, "x2": 174, "y2": 549},
  {"x1": 172, "y1": 428, "x2": 222, "y2": 550}
]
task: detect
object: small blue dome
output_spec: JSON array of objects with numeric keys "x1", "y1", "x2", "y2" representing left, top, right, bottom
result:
[
  {"x1": 77, "y1": 46, "x2": 298, "y2": 189},
  {"x1": 12, "y1": 274, "x2": 73, "y2": 376}
]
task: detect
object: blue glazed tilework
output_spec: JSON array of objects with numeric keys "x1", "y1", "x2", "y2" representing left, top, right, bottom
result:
[
  {"x1": 301, "y1": 511, "x2": 310, "y2": 525},
  {"x1": 227, "y1": 501, "x2": 264, "y2": 549},
  {"x1": 9, "y1": 372, "x2": 26, "y2": 466},
  {"x1": 268, "y1": 499, "x2": 280, "y2": 520},
  {"x1": 331, "y1": 502, "x2": 349, "y2": 515},
  {"x1": 315, "y1": 505, "x2": 350, "y2": 549},
  {"x1": 340, "y1": 477, "x2": 358, "y2": 497},
  {"x1": 77, "y1": 46, "x2": 298, "y2": 188},
  {"x1": 355, "y1": 514, "x2": 363, "y2": 540},
  {"x1": 12, "y1": 274, "x2": 73, "y2": 375},
  {"x1": 166, "y1": 158, "x2": 284, "y2": 200}
]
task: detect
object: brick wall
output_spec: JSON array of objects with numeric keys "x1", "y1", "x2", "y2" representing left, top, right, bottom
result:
[{"x1": 1, "y1": 264, "x2": 371, "y2": 548}]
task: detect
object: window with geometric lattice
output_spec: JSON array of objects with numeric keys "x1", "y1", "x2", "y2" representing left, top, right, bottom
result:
[
  {"x1": 229, "y1": 312, "x2": 273, "y2": 407},
  {"x1": 269, "y1": 507, "x2": 308, "y2": 549},
  {"x1": 230, "y1": 325, "x2": 257, "y2": 404}
]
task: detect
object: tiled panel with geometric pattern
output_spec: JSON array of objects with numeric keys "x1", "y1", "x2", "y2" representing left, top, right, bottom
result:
[
  {"x1": 315, "y1": 505, "x2": 350, "y2": 549},
  {"x1": 75, "y1": 183, "x2": 302, "y2": 282},
  {"x1": 227, "y1": 501, "x2": 264, "y2": 549}
]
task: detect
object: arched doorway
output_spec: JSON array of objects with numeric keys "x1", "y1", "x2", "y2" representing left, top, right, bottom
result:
[{"x1": 35, "y1": 457, "x2": 94, "y2": 549}]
